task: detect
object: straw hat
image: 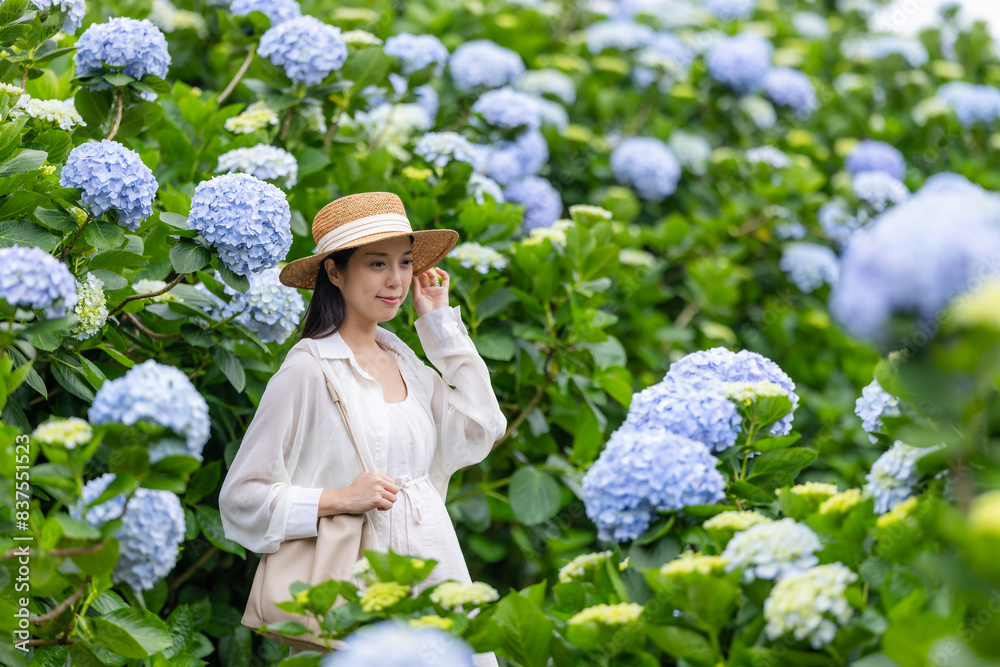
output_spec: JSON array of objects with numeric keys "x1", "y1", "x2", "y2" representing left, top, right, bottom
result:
[{"x1": 278, "y1": 192, "x2": 459, "y2": 290}]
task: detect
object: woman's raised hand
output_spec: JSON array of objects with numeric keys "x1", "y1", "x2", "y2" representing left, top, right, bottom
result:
[
  {"x1": 411, "y1": 267, "x2": 450, "y2": 318},
  {"x1": 341, "y1": 471, "x2": 400, "y2": 513}
]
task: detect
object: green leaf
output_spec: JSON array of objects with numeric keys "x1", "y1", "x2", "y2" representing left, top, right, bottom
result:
[
  {"x1": 193, "y1": 505, "x2": 245, "y2": 558},
  {"x1": 0, "y1": 149, "x2": 46, "y2": 176},
  {"x1": 492, "y1": 591, "x2": 554, "y2": 667},
  {"x1": 54, "y1": 513, "x2": 101, "y2": 540},
  {"x1": 569, "y1": 402, "x2": 603, "y2": 465},
  {"x1": 753, "y1": 448, "x2": 818, "y2": 476},
  {"x1": 169, "y1": 239, "x2": 211, "y2": 273},
  {"x1": 293, "y1": 148, "x2": 328, "y2": 178},
  {"x1": 729, "y1": 481, "x2": 775, "y2": 504},
  {"x1": 159, "y1": 212, "x2": 191, "y2": 231},
  {"x1": 752, "y1": 434, "x2": 802, "y2": 452},
  {"x1": 508, "y1": 466, "x2": 560, "y2": 526},
  {"x1": 0, "y1": 219, "x2": 59, "y2": 251},
  {"x1": 216, "y1": 262, "x2": 249, "y2": 293},
  {"x1": 90, "y1": 607, "x2": 173, "y2": 658},
  {"x1": 346, "y1": 46, "x2": 392, "y2": 92},
  {"x1": 185, "y1": 461, "x2": 220, "y2": 506},
  {"x1": 88, "y1": 249, "x2": 146, "y2": 271},
  {"x1": 104, "y1": 72, "x2": 135, "y2": 87},
  {"x1": 647, "y1": 625, "x2": 715, "y2": 665},
  {"x1": 83, "y1": 219, "x2": 126, "y2": 250},
  {"x1": 50, "y1": 362, "x2": 95, "y2": 401},
  {"x1": 90, "y1": 269, "x2": 128, "y2": 291},
  {"x1": 34, "y1": 207, "x2": 77, "y2": 232},
  {"x1": 71, "y1": 537, "x2": 119, "y2": 578},
  {"x1": 210, "y1": 345, "x2": 245, "y2": 393}
]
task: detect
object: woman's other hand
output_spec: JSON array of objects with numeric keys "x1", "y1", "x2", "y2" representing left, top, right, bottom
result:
[
  {"x1": 411, "y1": 267, "x2": 449, "y2": 318},
  {"x1": 320, "y1": 472, "x2": 399, "y2": 516}
]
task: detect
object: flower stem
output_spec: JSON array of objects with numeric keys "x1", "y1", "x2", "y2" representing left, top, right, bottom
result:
[
  {"x1": 106, "y1": 89, "x2": 124, "y2": 141},
  {"x1": 107, "y1": 273, "x2": 186, "y2": 319},
  {"x1": 218, "y1": 43, "x2": 257, "y2": 105}
]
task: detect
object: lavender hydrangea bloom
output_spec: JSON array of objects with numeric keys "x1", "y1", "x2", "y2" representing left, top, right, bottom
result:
[
  {"x1": 855, "y1": 378, "x2": 901, "y2": 443},
  {"x1": 504, "y1": 176, "x2": 562, "y2": 232},
  {"x1": 259, "y1": 16, "x2": 348, "y2": 85},
  {"x1": 221, "y1": 267, "x2": 305, "y2": 344},
  {"x1": 383, "y1": 32, "x2": 449, "y2": 76},
  {"x1": 74, "y1": 18, "x2": 171, "y2": 101},
  {"x1": 88, "y1": 359, "x2": 211, "y2": 460},
  {"x1": 30, "y1": 0, "x2": 86, "y2": 33},
  {"x1": 610, "y1": 136, "x2": 681, "y2": 201},
  {"x1": 853, "y1": 172, "x2": 909, "y2": 212},
  {"x1": 414, "y1": 132, "x2": 477, "y2": 168},
  {"x1": 449, "y1": 40, "x2": 525, "y2": 92},
  {"x1": 818, "y1": 199, "x2": 860, "y2": 244},
  {"x1": 763, "y1": 67, "x2": 817, "y2": 116},
  {"x1": 471, "y1": 87, "x2": 542, "y2": 129},
  {"x1": 845, "y1": 140, "x2": 906, "y2": 181},
  {"x1": 936, "y1": 81, "x2": 1000, "y2": 127},
  {"x1": 829, "y1": 188, "x2": 1000, "y2": 341},
  {"x1": 319, "y1": 621, "x2": 475, "y2": 667},
  {"x1": 705, "y1": 0, "x2": 757, "y2": 20},
  {"x1": 779, "y1": 243, "x2": 840, "y2": 293},
  {"x1": 60, "y1": 140, "x2": 157, "y2": 231},
  {"x1": 230, "y1": 0, "x2": 301, "y2": 25},
  {"x1": 665, "y1": 347, "x2": 799, "y2": 435},
  {"x1": 188, "y1": 173, "x2": 292, "y2": 277},
  {"x1": 582, "y1": 427, "x2": 727, "y2": 542},
  {"x1": 70, "y1": 473, "x2": 185, "y2": 591},
  {"x1": 623, "y1": 379, "x2": 742, "y2": 453},
  {"x1": 705, "y1": 32, "x2": 773, "y2": 94},
  {"x1": 583, "y1": 19, "x2": 654, "y2": 53},
  {"x1": 216, "y1": 144, "x2": 299, "y2": 188},
  {"x1": 920, "y1": 172, "x2": 982, "y2": 196},
  {"x1": 0, "y1": 244, "x2": 78, "y2": 318},
  {"x1": 475, "y1": 129, "x2": 548, "y2": 186},
  {"x1": 865, "y1": 441, "x2": 927, "y2": 514}
]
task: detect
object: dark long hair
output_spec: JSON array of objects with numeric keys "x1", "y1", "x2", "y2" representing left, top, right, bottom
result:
[{"x1": 298, "y1": 234, "x2": 414, "y2": 340}]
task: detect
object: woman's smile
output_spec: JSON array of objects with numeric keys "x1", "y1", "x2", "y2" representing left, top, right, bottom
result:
[{"x1": 378, "y1": 296, "x2": 401, "y2": 305}]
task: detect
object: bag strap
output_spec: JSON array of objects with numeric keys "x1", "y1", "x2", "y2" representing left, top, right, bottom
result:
[{"x1": 304, "y1": 339, "x2": 370, "y2": 474}]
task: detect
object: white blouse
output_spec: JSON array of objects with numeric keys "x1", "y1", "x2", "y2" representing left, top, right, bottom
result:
[{"x1": 218, "y1": 304, "x2": 508, "y2": 557}]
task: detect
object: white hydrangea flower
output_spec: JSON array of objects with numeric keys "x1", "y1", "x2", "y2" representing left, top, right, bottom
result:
[
  {"x1": 722, "y1": 518, "x2": 821, "y2": 583},
  {"x1": 704, "y1": 510, "x2": 772, "y2": 533},
  {"x1": 522, "y1": 219, "x2": 573, "y2": 246},
  {"x1": 764, "y1": 563, "x2": 858, "y2": 648},
  {"x1": 429, "y1": 581, "x2": 499, "y2": 610},
  {"x1": 71, "y1": 272, "x2": 108, "y2": 340},
  {"x1": 342, "y1": 29, "x2": 383, "y2": 46},
  {"x1": 745, "y1": 146, "x2": 792, "y2": 169},
  {"x1": 819, "y1": 488, "x2": 863, "y2": 515},
  {"x1": 224, "y1": 101, "x2": 280, "y2": 134},
  {"x1": 0, "y1": 82, "x2": 23, "y2": 94},
  {"x1": 568, "y1": 603, "x2": 643, "y2": 626},
  {"x1": 724, "y1": 380, "x2": 788, "y2": 404},
  {"x1": 447, "y1": 241, "x2": 508, "y2": 274},
  {"x1": 9, "y1": 94, "x2": 86, "y2": 130},
  {"x1": 558, "y1": 550, "x2": 613, "y2": 583},
  {"x1": 668, "y1": 130, "x2": 712, "y2": 176},
  {"x1": 618, "y1": 248, "x2": 657, "y2": 268},
  {"x1": 659, "y1": 551, "x2": 729, "y2": 578},
  {"x1": 32, "y1": 417, "x2": 93, "y2": 449},
  {"x1": 148, "y1": 0, "x2": 208, "y2": 36}
]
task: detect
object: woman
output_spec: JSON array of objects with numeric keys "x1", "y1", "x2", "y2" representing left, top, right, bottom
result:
[{"x1": 219, "y1": 192, "x2": 506, "y2": 665}]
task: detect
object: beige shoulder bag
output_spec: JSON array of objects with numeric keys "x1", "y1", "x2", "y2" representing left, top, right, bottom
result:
[{"x1": 240, "y1": 344, "x2": 374, "y2": 653}]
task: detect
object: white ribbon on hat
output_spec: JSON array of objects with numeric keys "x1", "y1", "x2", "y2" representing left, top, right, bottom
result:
[{"x1": 315, "y1": 213, "x2": 413, "y2": 254}]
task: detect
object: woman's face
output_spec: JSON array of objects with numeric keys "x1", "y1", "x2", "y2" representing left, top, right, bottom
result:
[{"x1": 325, "y1": 235, "x2": 414, "y2": 324}]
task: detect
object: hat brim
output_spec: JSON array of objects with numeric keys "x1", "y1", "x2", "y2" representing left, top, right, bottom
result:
[{"x1": 278, "y1": 229, "x2": 460, "y2": 290}]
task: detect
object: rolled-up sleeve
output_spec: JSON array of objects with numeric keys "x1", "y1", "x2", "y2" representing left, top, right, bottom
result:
[
  {"x1": 415, "y1": 305, "x2": 507, "y2": 481},
  {"x1": 218, "y1": 351, "x2": 328, "y2": 554}
]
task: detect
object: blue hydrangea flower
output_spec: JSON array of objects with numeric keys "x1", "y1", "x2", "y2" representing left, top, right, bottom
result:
[
  {"x1": 220, "y1": 267, "x2": 304, "y2": 344},
  {"x1": 383, "y1": 32, "x2": 449, "y2": 76},
  {"x1": 936, "y1": 81, "x2": 1000, "y2": 127},
  {"x1": 705, "y1": 32, "x2": 773, "y2": 94},
  {"x1": 779, "y1": 243, "x2": 840, "y2": 293},
  {"x1": 529, "y1": 95, "x2": 569, "y2": 129},
  {"x1": 74, "y1": 18, "x2": 171, "y2": 101},
  {"x1": 449, "y1": 40, "x2": 525, "y2": 92},
  {"x1": 60, "y1": 140, "x2": 157, "y2": 231},
  {"x1": 258, "y1": 16, "x2": 348, "y2": 85},
  {"x1": 623, "y1": 379, "x2": 742, "y2": 453},
  {"x1": 763, "y1": 67, "x2": 817, "y2": 116},
  {"x1": 705, "y1": 0, "x2": 757, "y2": 20},
  {"x1": 583, "y1": 19, "x2": 654, "y2": 53},
  {"x1": 230, "y1": 0, "x2": 300, "y2": 25},
  {"x1": 516, "y1": 68, "x2": 576, "y2": 104},
  {"x1": 467, "y1": 173, "x2": 505, "y2": 204},
  {"x1": 818, "y1": 199, "x2": 860, "y2": 245},
  {"x1": 665, "y1": 347, "x2": 799, "y2": 436},
  {"x1": 745, "y1": 145, "x2": 791, "y2": 169},
  {"x1": 413, "y1": 132, "x2": 477, "y2": 168},
  {"x1": 319, "y1": 620, "x2": 475, "y2": 667},
  {"x1": 845, "y1": 139, "x2": 906, "y2": 181},
  {"x1": 610, "y1": 136, "x2": 681, "y2": 201},
  {"x1": 70, "y1": 473, "x2": 185, "y2": 591},
  {"x1": 855, "y1": 378, "x2": 901, "y2": 444},
  {"x1": 30, "y1": 0, "x2": 86, "y2": 34},
  {"x1": 774, "y1": 220, "x2": 806, "y2": 241},
  {"x1": 188, "y1": 173, "x2": 292, "y2": 277},
  {"x1": 504, "y1": 176, "x2": 562, "y2": 233},
  {"x1": 829, "y1": 188, "x2": 1000, "y2": 341},
  {"x1": 471, "y1": 87, "x2": 542, "y2": 130},
  {"x1": 474, "y1": 129, "x2": 548, "y2": 186},
  {"x1": 722, "y1": 517, "x2": 821, "y2": 583},
  {"x1": 852, "y1": 171, "x2": 909, "y2": 213},
  {"x1": 216, "y1": 144, "x2": 299, "y2": 188},
  {"x1": 865, "y1": 441, "x2": 928, "y2": 514},
  {"x1": 0, "y1": 244, "x2": 78, "y2": 319},
  {"x1": 88, "y1": 359, "x2": 211, "y2": 461},
  {"x1": 920, "y1": 172, "x2": 982, "y2": 196},
  {"x1": 582, "y1": 426, "x2": 727, "y2": 542},
  {"x1": 633, "y1": 32, "x2": 697, "y2": 91}
]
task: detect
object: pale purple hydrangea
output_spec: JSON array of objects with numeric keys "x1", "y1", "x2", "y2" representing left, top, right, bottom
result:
[
  {"x1": 88, "y1": 359, "x2": 211, "y2": 461},
  {"x1": 504, "y1": 176, "x2": 562, "y2": 232},
  {"x1": 610, "y1": 136, "x2": 681, "y2": 201},
  {"x1": 449, "y1": 40, "x2": 525, "y2": 93},
  {"x1": 30, "y1": 0, "x2": 86, "y2": 33},
  {"x1": 258, "y1": 15, "x2": 348, "y2": 85},
  {"x1": 845, "y1": 140, "x2": 906, "y2": 181},
  {"x1": 582, "y1": 426, "x2": 727, "y2": 542},
  {"x1": 474, "y1": 129, "x2": 548, "y2": 186},
  {"x1": 622, "y1": 379, "x2": 742, "y2": 453},
  {"x1": 230, "y1": 0, "x2": 301, "y2": 25},
  {"x1": 584, "y1": 19, "x2": 654, "y2": 53},
  {"x1": 865, "y1": 441, "x2": 927, "y2": 514},
  {"x1": 780, "y1": 243, "x2": 840, "y2": 293},
  {"x1": 60, "y1": 140, "x2": 158, "y2": 231},
  {"x1": 471, "y1": 87, "x2": 542, "y2": 130},
  {"x1": 705, "y1": 32, "x2": 773, "y2": 94},
  {"x1": 763, "y1": 67, "x2": 817, "y2": 116},
  {"x1": 319, "y1": 620, "x2": 475, "y2": 667},
  {"x1": 855, "y1": 378, "x2": 901, "y2": 443},
  {"x1": 0, "y1": 245, "x2": 78, "y2": 318},
  {"x1": 216, "y1": 144, "x2": 299, "y2": 188},
  {"x1": 188, "y1": 173, "x2": 292, "y2": 277},
  {"x1": 383, "y1": 32, "x2": 449, "y2": 76},
  {"x1": 220, "y1": 267, "x2": 305, "y2": 344},
  {"x1": 829, "y1": 187, "x2": 1000, "y2": 341},
  {"x1": 413, "y1": 132, "x2": 477, "y2": 168},
  {"x1": 852, "y1": 172, "x2": 909, "y2": 213},
  {"x1": 936, "y1": 81, "x2": 1000, "y2": 127},
  {"x1": 74, "y1": 18, "x2": 171, "y2": 101},
  {"x1": 705, "y1": 0, "x2": 757, "y2": 20},
  {"x1": 70, "y1": 473, "x2": 185, "y2": 591}
]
